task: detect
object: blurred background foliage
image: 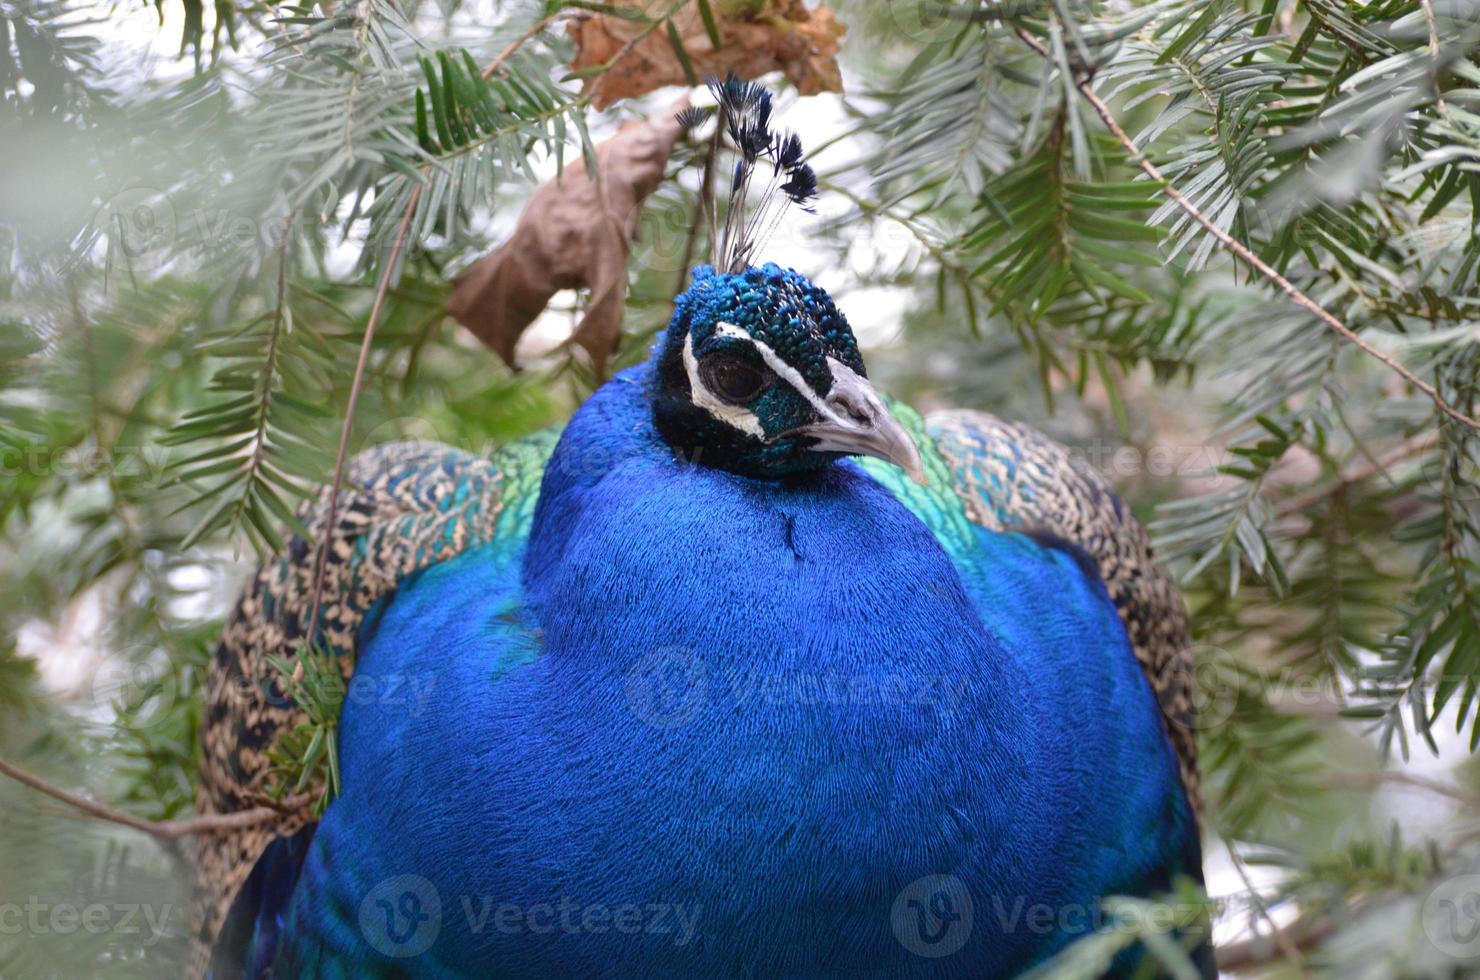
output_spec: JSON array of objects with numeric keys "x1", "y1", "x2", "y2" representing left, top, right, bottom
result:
[{"x1": 3, "y1": 0, "x2": 1480, "y2": 975}]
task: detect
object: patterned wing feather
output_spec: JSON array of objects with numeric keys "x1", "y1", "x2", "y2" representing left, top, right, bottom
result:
[
  {"x1": 193, "y1": 435, "x2": 556, "y2": 974},
  {"x1": 922, "y1": 410, "x2": 1199, "y2": 811}
]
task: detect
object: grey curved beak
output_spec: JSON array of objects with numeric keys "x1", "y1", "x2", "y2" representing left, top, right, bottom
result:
[{"x1": 795, "y1": 359, "x2": 927, "y2": 485}]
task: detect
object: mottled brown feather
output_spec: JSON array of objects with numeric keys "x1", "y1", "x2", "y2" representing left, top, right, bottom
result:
[
  {"x1": 924, "y1": 410, "x2": 1199, "y2": 813},
  {"x1": 190, "y1": 436, "x2": 555, "y2": 976}
]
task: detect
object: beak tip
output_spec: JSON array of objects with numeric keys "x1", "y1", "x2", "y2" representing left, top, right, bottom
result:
[
  {"x1": 899, "y1": 445, "x2": 927, "y2": 486},
  {"x1": 794, "y1": 364, "x2": 929, "y2": 486}
]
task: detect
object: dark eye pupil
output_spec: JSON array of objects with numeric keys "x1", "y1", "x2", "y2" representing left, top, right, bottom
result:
[{"x1": 703, "y1": 358, "x2": 766, "y2": 403}]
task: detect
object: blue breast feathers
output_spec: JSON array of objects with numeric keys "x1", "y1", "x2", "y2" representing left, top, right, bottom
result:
[{"x1": 271, "y1": 365, "x2": 1198, "y2": 978}]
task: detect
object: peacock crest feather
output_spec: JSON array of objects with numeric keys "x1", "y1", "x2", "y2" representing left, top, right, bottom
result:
[{"x1": 679, "y1": 73, "x2": 819, "y2": 274}]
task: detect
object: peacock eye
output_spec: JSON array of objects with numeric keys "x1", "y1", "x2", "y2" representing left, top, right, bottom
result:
[{"x1": 700, "y1": 354, "x2": 770, "y2": 405}]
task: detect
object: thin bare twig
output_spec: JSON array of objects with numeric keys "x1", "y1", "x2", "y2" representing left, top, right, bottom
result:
[
  {"x1": 1315, "y1": 768, "x2": 1480, "y2": 807},
  {"x1": 0, "y1": 756, "x2": 310, "y2": 839},
  {"x1": 1418, "y1": 0, "x2": 1449, "y2": 115},
  {"x1": 676, "y1": 121, "x2": 721, "y2": 298},
  {"x1": 1217, "y1": 915, "x2": 1338, "y2": 973},
  {"x1": 481, "y1": 12, "x2": 562, "y2": 80},
  {"x1": 306, "y1": 22, "x2": 563, "y2": 639},
  {"x1": 1014, "y1": 28, "x2": 1480, "y2": 433},
  {"x1": 594, "y1": 0, "x2": 689, "y2": 79},
  {"x1": 301, "y1": 0, "x2": 695, "y2": 645},
  {"x1": 1227, "y1": 845, "x2": 1308, "y2": 970},
  {"x1": 1275, "y1": 432, "x2": 1440, "y2": 517},
  {"x1": 305, "y1": 183, "x2": 422, "y2": 643}
]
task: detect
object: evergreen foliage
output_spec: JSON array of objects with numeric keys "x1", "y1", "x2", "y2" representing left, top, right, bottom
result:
[{"x1": 3, "y1": 0, "x2": 1480, "y2": 975}]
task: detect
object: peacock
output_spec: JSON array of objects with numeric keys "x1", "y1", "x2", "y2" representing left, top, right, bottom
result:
[{"x1": 194, "y1": 77, "x2": 1207, "y2": 979}]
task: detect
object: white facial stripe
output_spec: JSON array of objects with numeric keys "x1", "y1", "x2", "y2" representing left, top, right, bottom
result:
[
  {"x1": 683, "y1": 331, "x2": 765, "y2": 438},
  {"x1": 689, "y1": 323, "x2": 874, "y2": 443},
  {"x1": 711, "y1": 322, "x2": 850, "y2": 429}
]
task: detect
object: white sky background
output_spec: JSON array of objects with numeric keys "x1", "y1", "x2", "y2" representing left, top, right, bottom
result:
[{"x1": 38, "y1": 0, "x2": 1480, "y2": 967}]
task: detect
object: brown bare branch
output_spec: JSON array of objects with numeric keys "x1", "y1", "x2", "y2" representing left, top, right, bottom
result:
[
  {"x1": 1314, "y1": 768, "x2": 1480, "y2": 807},
  {"x1": 0, "y1": 756, "x2": 310, "y2": 840},
  {"x1": 1217, "y1": 915, "x2": 1338, "y2": 973},
  {"x1": 1275, "y1": 432, "x2": 1440, "y2": 518},
  {"x1": 306, "y1": 184, "x2": 423, "y2": 642},
  {"x1": 482, "y1": 13, "x2": 564, "y2": 80},
  {"x1": 1227, "y1": 846, "x2": 1308, "y2": 969}
]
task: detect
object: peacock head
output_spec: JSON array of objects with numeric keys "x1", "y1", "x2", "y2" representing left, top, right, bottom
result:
[
  {"x1": 651, "y1": 262, "x2": 924, "y2": 482},
  {"x1": 648, "y1": 75, "x2": 922, "y2": 482}
]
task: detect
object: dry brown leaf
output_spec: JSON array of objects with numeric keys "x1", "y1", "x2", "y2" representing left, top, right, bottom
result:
[
  {"x1": 447, "y1": 97, "x2": 689, "y2": 373},
  {"x1": 568, "y1": 0, "x2": 845, "y2": 111}
]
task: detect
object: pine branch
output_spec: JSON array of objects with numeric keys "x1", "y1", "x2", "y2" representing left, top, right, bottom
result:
[{"x1": 1014, "y1": 27, "x2": 1480, "y2": 433}]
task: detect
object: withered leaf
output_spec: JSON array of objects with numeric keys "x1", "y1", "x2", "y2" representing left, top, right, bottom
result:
[
  {"x1": 568, "y1": 0, "x2": 845, "y2": 111},
  {"x1": 447, "y1": 97, "x2": 689, "y2": 374}
]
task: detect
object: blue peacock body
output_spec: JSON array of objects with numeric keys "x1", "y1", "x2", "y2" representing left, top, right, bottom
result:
[{"x1": 194, "y1": 80, "x2": 1206, "y2": 979}]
